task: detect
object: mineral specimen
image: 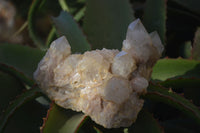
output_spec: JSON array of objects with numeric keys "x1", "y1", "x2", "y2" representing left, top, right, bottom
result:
[{"x1": 34, "y1": 19, "x2": 164, "y2": 128}]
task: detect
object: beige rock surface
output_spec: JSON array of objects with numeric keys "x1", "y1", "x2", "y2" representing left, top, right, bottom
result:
[{"x1": 34, "y1": 19, "x2": 164, "y2": 128}]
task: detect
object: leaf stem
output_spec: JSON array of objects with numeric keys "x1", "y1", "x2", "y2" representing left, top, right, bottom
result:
[
  {"x1": 12, "y1": 21, "x2": 28, "y2": 38},
  {"x1": 58, "y1": 0, "x2": 70, "y2": 12},
  {"x1": 28, "y1": 0, "x2": 46, "y2": 50},
  {"x1": 45, "y1": 27, "x2": 56, "y2": 47},
  {"x1": 74, "y1": 6, "x2": 86, "y2": 21}
]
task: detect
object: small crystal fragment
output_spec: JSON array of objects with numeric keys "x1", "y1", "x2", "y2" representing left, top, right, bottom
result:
[
  {"x1": 122, "y1": 19, "x2": 153, "y2": 63},
  {"x1": 130, "y1": 77, "x2": 148, "y2": 94},
  {"x1": 34, "y1": 19, "x2": 164, "y2": 128},
  {"x1": 111, "y1": 51, "x2": 137, "y2": 78},
  {"x1": 150, "y1": 31, "x2": 164, "y2": 55},
  {"x1": 103, "y1": 77, "x2": 131, "y2": 104}
]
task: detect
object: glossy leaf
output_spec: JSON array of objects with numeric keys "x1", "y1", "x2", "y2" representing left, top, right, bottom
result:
[
  {"x1": 0, "y1": 64, "x2": 34, "y2": 86},
  {"x1": 160, "y1": 78, "x2": 200, "y2": 88},
  {"x1": 0, "y1": 43, "x2": 45, "y2": 83},
  {"x1": 143, "y1": 0, "x2": 166, "y2": 43},
  {"x1": 83, "y1": 0, "x2": 134, "y2": 50},
  {"x1": 0, "y1": 71, "x2": 23, "y2": 113},
  {"x1": 152, "y1": 58, "x2": 200, "y2": 81},
  {"x1": 52, "y1": 11, "x2": 91, "y2": 53},
  {"x1": 3, "y1": 100, "x2": 47, "y2": 133},
  {"x1": 160, "y1": 78, "x2": 200, "y2": 106},
  {"x1": 171, "y1": 0, "x2": 200, "y2": 15},
  {"x1": 0, "y1": 87, "x2": 44, "y2": 132},
  {"x1": 0, "y1": 64, "x2": 45, "y2": 133},
  {"x1": 179, "y1": 41, "x2": 192, "y2": 58},
  {"x1": 128, "y1": 110, "x2": 163, "y2": 133},
  {"x1": 41, "y1": 103, "x2": 88, "y2": 133},
  {"x1": 144, "y1": 83, "x2": 200, "y2": 125},
  {"x1": 59, "y1": 114, "x2": 88, "y2": 133},
  {"x1": 192, "y1": 27, "x2": 200, "y2": 60},
  {"x1": 168, "y1": 7, "x2": 200, "y2": 22},
  {"x1": 28, "y1": 0, "x2": 46, "y2": 49},
  {"x1": 161, "y1": 118, "x2": 200, "y2": 133}
]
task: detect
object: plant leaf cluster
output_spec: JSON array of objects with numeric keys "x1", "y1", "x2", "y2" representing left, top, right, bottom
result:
[{"x1": 1, "y1": 0, "x2": 200, "y2": 132}]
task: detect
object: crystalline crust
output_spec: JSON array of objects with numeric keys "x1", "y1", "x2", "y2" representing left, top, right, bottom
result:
[{"x1": 34, "y1": 19, "x2": 164, "y2": 128}]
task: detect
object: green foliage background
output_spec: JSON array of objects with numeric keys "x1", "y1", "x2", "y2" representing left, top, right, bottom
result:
[{"x1": 1, "y1": 0, "x2": 200, "y2": 132}]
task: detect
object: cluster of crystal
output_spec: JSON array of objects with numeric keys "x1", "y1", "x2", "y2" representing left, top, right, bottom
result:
[{"x1": 34, "y1": 19, "x2": 164, "y2": 128}]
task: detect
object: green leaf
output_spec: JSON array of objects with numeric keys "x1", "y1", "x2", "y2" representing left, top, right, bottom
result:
[
  {"x1": 192, "y1": 27, "x2": 200, "y2": 60},
  {"x1": 93, "y1": 126, "x2": 102, "y2": 133},
  {"x1": 143, "y1": 0, "x2": 167, "y2": 43},
  {"x1": 52, "y1": 11, "x2": 91, "y2": 53},
  {"x1": 128, "y1": 110, "x2": 163, "y2": 133},
  {"x1": 161, "y1": 118, "x2": 200, "y2": 133},
  {"x1": 0, "y1": 43, "x2": 45, "y2": 84},
  {"x1": 159, "y1": 78, "x2": 200, "y2": 106},
  {"x1": 59, "y1": 114, "x2": 88, "y2": 133},
  {"x1": 0, "y1": 64, "x2": 34, "y2": 86},
  {"x1": 58, "y1": 0, "x2": 70, "y2": 12},
  {"x1": 3, "y1": 100, "x2": 47, "y2": 133},
  {"x1": 28, "y1": 0, "x2": 46, "y2": 50},
  {"x1": 41, "y1": 103, "x2": 88, "y2": 133},
  {"x1": 74, "y1": 6, "x2": 86, "y2": 22},
  {"x1": 0, "y1": 71, "x2": 24, "y2": 113},
  {"x1": 152, "y1": 58, "x2": 200, "y2": 81},
  {"x1": 168, "y1": 7, "x2": 200, "y2": 22},
  {"x1": 0, "y1": 87, "x2": 43, "y2": 132},
  {"x1": 171, "y1": 0, "x2": 200, "y2": 15},
  {"x1": 45, "y1": 27, "x2": 57, "y2": 47},
  {"x1": 179, "y1": 41, "x2": 192, "y2": 58},
  {"x1": 83, "y1": 0, "x2": 134, "y2": 50},
  {"x1": 123, "y1": 128, "x2": 129, "y2": 133},
  {"x1": 144, "y1": 83, "x2": 200, "y2": 125},
  {"x1": 160, "y1": 78, "x2": 200, "y2": 89}
]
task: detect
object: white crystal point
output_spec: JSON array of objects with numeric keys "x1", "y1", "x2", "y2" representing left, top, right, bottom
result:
[
  {"x1": 111, "y1": 51, "x2": 137, "y2": 78},
  {"x1": 50, "y1": 36, "x2": 71, "y2": 57},
  {"x1": 34, "y1": 36, "x2": 71, "y2": 89},
  {"x1": 103, "y1": 77, "x2": 131, "y2": 104},
  {"x1": 131, "y1": 77, "x2": 148, "y2": 94},
  {"x1": 150, "y1": 31, "x2": 164, "y2": 55},
  {"x1": 122, "y1": 19, "x2": 152, "y2": 63},
  {"x1": 96, "y1": 48, "x2": 119, "y2": 63}
]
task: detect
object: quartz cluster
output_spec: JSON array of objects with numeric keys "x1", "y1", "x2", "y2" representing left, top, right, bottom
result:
[{"x1": 34, "y1": 19, "x2": 164, "y2": 128}]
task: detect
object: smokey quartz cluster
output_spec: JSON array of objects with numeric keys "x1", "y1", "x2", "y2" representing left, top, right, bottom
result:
[{"x1": 34, "y1": 19, "x2": 164, "y2": 128}]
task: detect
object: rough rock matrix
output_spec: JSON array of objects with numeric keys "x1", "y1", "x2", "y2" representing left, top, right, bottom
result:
[{"x1": 34, "y1": 19, "x2": 164, "y2": 128}]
